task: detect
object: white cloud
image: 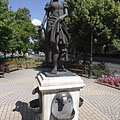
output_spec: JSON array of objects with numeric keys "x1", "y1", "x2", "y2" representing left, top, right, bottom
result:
[{"x1": 32, "y1": 19, "x2": 41, "y2": 26}]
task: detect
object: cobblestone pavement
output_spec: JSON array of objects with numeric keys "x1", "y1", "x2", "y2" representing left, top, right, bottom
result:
[
  {"x1": 0, "y1": 69, "x2": 38, "y2": 120},
  {"x1": 0, "y1": 69, "x2": 120, "y2": 120},
  {"x1": 79, "y1": 77, "x2": 120, "y2": 120}
]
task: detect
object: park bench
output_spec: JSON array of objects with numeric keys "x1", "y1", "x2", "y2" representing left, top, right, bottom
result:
[
  {"x1": 67, "y1": 63, "x2": 88, "y2": 75},
  {"x1": 24, "y1": 61, "x2": 36, "y2": 69},
  {"x1": 35, "y1": 61, "x2": 43, "y2": 67},
  {"x1": 4, "y1": 61, "x2": 22, "y2": 72}
]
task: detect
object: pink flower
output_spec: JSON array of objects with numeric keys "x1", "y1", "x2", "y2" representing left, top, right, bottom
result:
[
  {"x1": 98, "y1": 76, "x2": 120, "y2": 87},
  {"x1": 114, "y1": 80, "x2": 119, "y2": 87},
  {"x1": 109, "y1": 80, "x2": 114, "y2": 85},
  {"x1": 107, "y1": 77, "x2": 110, "y2": 82},
  {"x1": 98, "y1": 77, "x2": 103, "y2": 82},
  {"x1": 103, "y1": 79, "x2": 107, "y2": 83}
]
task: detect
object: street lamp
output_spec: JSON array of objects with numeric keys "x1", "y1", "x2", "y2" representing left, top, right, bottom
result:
[{"x1": 88, "y1": 30, "x2": 94, "y2": 79}]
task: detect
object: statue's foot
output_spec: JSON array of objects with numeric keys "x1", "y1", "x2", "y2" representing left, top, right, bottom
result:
[
  {"x1": 51, "y1": 67, "x2": 57, "y2": 74},
  {"x1": 61, "y1": 65, "x2": 66, "y2": 72},
  {"x1": 62, "y1": 68, "x2": 66, "y2": 72}
]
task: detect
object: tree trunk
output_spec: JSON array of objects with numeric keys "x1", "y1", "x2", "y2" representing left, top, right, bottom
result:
[{"x1": 83, "y1": 50, "x2": 87, "y2": 64}]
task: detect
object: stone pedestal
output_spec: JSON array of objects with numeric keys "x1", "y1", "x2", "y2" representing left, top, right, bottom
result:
[{"x1": 34, "y1": 71, "x2": 85, "y2": 120}]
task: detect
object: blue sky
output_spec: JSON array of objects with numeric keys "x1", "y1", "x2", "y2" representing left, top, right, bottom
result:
[
  {"x1": 9, "y1": 0, "x2": 48, "y2": 23},
  {"x1": 9, "y1": 0, "x2": 64, "y2": 25}
]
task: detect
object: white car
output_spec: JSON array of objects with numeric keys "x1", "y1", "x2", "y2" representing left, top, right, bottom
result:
[
  {"x1": 40, "y1": 52, "x2": 45, "y2": 57},
  {"x1": 31, "y1": 51, "x2": 35, "y2": 55}
]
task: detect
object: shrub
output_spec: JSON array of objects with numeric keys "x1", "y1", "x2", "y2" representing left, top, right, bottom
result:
[
  {"x1": 93, "y1": 69, "x2": 102, "y2": 78},
  {"x1": 92, "y1": 62, "x2": 113, "y2": 78}
]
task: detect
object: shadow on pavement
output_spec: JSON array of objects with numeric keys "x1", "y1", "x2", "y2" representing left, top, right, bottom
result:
[{"x1": 13, "y1": 101, "x2": 36, "y2": 120}]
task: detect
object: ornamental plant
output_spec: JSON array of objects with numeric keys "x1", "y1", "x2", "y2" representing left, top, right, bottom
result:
[
  {"x1": 109, "y1": 79, "x2": 114, "y2": 85},
  {"x1": 114, "y1": 80, "x2": 119, "y2": 87},
  {"x1": 98, "y1": 76, "x2": 120, "y2": 87}
]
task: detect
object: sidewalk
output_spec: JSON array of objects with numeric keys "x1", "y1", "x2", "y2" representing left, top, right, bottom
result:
[
  {"x1": 0, "y1": 69, "x2": 120, "y2": 120},
  {"x1": 0, "y1": 69, "x2": 38, "y2": 120},
  {"x1": 79, "y1": 77, "x2": 120, "y2": 120}
]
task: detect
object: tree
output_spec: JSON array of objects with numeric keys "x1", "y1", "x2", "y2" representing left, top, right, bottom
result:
[
  {"x1": 65, "y1": 0, "x2": 120, "y2": 58},
  {"x1": 0, "y1": 1, "x2": 37, "y2": 57},
  {"x1": 9, "y1": 7, "x2": 36, "y2": 55},
  {"x1": 0, "y1": 0, "x2": 12, "y2": 57},
  {"x1": 33, "y1": 39, "x2": 45, "y2": 53}
]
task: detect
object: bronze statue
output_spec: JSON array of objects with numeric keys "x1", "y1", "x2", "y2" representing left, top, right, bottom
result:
[{"x1": 40, "y1": 0, "x2": 69, "y2": 74}]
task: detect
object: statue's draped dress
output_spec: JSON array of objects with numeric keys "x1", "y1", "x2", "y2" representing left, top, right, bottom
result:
[{"x1": 44, "y1": 1, "x2": 69, "y2": 63}]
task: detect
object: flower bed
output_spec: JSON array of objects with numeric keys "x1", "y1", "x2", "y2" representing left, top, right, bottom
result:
[{"x1": 96, "y1": 76, "x2": 120, "y2": 89}]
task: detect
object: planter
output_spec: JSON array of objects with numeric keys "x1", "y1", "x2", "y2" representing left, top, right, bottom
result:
[
  {"x1": 97, "y1": 76, "x2": 120, "y2": 89},
  {"x1": 96, "y1": 80, "x2": 120, "y2": 90}
]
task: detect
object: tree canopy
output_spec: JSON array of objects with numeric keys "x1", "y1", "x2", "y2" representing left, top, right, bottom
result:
[
  {"x1": 0, "y1": 0, "x2": 120, "y2": 58},
  {"x1": 0, "y1": 0, "x2": 12, "y2": 56},
  {"x1": 65, "y1": 0, "x2": 120, "y2": 55},
  {"x1": 9, "y1": 7, "x2": 36, "y2": 54},
  {"x1": 0, "y1": 0, "x2": 37, "y2": 57}
]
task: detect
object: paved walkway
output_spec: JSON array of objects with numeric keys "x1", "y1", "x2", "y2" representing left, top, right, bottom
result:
[
  {"x1": 0, "y1": 69, "x2": 120, "y2": 120},
  {"x1": 79, "y1": 77, "x2": 120, "y2": 120}
]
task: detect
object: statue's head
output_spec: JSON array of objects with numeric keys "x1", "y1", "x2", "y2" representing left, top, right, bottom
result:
[
  {"x1": 50, "y1": 0, "x2": 59, "y2": 2},
  {"x1": 53, "y1": 0, "x2": 59, "y2": 1}
]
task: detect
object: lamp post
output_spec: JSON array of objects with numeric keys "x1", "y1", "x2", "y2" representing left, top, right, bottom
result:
[{"x1": 88, "y1": 30, "x2": 93, "y2": 79}]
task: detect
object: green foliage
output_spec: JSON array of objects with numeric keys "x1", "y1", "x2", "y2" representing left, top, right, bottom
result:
[
  {"x1": 112, "y1": 39, "x2": 120, "y2": 51},
  {"x1": 0, "y1": 1, "x2": 37, "y2": 56},
  {"x1": 0, "y1": 0, "x2": 13, "y2": 55},
  {"x1": 93, "y1": 69, "x2": 103, "y2": 78},
  {"x1": 33, "y1": 36, "x2": 45, "y2": 53},
  {"x1": 92, "y1": 62, "x2": 111, "y2": 78},
  {"x1": 10, "y1": 8, "x2": 36, "y2": 54},
  {"x1": 65, "y1": 0, "x2": 120, "y2": 54},
  {"x1": 15, "y1": 8, "x2": 31, "y2": 22},
  {"x1": 34, "y1": 57, "x2": 45, "y2": 62},
  {"x1": 0, "y1": 57, "x2": 30, "y2": 64}
]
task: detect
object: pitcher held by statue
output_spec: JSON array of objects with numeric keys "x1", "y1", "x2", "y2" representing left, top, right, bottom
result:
[{"x1": 39, "y1": 0, "x2": 69, "y2": 74}]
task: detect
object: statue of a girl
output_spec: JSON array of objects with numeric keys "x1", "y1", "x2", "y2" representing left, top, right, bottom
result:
[{"x1": 40, "y1": 0, "x2": 69, "y2": 74}]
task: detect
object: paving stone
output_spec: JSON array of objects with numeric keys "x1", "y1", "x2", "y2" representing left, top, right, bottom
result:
[
  {"x1": 80, "y1": 77, "x2": 120, "y2": 120},
  {"x1": 0, "y1": 69, "x2": 120, "y2": 120}
]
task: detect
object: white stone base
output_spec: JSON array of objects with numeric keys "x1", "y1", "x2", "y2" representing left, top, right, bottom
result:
[{"x1": 34, "y1": 73, "x2": 85, "y2": 120}]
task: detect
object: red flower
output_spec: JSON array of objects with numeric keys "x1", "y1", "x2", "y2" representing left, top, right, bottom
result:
[
  {"x1": 114, "y1": 80, "x2": 119, "y2": 87},
  {"x1": 109, "y1": 80, "x2": 114, "y2": 85},
  {"x1": 103, "y1": 79, "x2": 107, "y2": 83}
]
